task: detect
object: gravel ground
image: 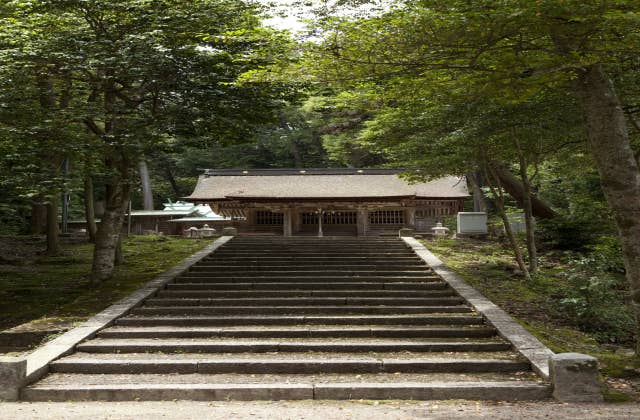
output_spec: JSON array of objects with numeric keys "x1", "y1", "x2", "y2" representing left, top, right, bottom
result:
[{"x1": 1, "y1": 400, "x2": 639, "y2": 419}]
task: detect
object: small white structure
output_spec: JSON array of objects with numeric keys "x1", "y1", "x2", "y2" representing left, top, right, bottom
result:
[
  {"x1": 457, "y1": 212, "x2": 488, "y2": 235},
  {"x1": 431, "y1": 222, "x2": 450, "y2": 237}
]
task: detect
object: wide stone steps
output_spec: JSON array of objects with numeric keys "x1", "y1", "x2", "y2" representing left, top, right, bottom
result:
[
  {"x1": 22, "y1": 373, "x2": 550, "y2": 402},
  {"x1": 75, "y1": 338, "x2": 511, "y2": 353},
  {"x1": 97, "y1": 326, "x2": 498, "y2": 339},
  {"x1": 22, "y1": 237, "x2": 549, "y2": 402},
  {"x1": 156, "y1": 289, "x2": 458, "y2": 298},
  {"x1": 116, "y1": 314, "x2": 487, "y2": 327},
  {"x1": 175, "y1": 276, "x2": 442, "y2": 283},
  {"x1": 50, "y1": 353, "x2": 529, "y2": 374},
  {"x1": 143, "y1": 297, "x2": 465, "y2": 306},
  {"x1": 130, "y1": 305, "x2": 472, "y2": 316},
  {"x1": 190, "y1": 265, "x2": 429, "y2": 271},
  {"x1": 166, "y1": 282, "x2": 450, "y2": 290}
]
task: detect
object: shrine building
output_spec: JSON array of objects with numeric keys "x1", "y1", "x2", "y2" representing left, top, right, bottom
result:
[{"x1": 186, "y1": 168, "x2": 469, "y2": 237}]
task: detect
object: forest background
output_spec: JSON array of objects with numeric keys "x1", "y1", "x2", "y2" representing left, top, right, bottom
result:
[{"x1": 1, "y1": 0, "x2": 639, "y2": 386}]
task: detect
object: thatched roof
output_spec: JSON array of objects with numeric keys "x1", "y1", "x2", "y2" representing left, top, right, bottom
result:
[{"x1": 186, "y1": 169, "x2": 468, "y2": 201}]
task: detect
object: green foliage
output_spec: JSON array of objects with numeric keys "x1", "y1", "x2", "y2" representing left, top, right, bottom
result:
[
  {"x1": 557, "y1": 252, "x2": 632, "y2": 343},
  {"x1": 0, "y1": 235, "x2": 210, "y2": 330}
]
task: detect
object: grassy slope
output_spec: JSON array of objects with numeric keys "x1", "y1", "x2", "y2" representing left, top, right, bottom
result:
[
  {"x1": 424, "y1": 238, "x2": 640, "y2": 402},
  {"x1": 0, "y1": 235, "x2": 211, "y2": 331}
]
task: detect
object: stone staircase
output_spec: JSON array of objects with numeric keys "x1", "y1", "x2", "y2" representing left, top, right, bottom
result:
[{"x1": 22, "y1": 237, "x2": 550, "y2": 401}]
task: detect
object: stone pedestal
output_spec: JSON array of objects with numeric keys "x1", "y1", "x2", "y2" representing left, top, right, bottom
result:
[
  {"x1": 549, "y1": 353, "x2": 602, "y2": 402},
  {"x1": 0, "y1": 357, "x2": 26, "y2": 401},
  {"x1": 398, "y1": 228, "x2": 414, "y2": 238},
  {"x1": 221, "y1": 227, "x2": 238, "y2": 236}
]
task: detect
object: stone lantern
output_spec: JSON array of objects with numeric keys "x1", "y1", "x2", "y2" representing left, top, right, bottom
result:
[
  {"x1": 431, "y1": 222, "x2": 450, "y2": 237},
  {"x1": 199, "y1": 224, "x2": 216, "y2": 238},
  {"x1": 185, "y1": 226, "x2": 200, "y2": 238}
]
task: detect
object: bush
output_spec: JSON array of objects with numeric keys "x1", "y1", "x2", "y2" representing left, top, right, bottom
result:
[{"x1": 557, "y1": 254, "x2": 633, "y2": 344}]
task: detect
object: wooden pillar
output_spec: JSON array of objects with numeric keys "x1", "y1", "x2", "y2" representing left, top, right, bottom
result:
[
  {"x1": 317, "y1": 208, "x2": 323, "y2": 237},
  {"x1": 357, "y1": 207, "x2": 369, "y2": 237},
  {"x1": 283, "y1": 208, "x2": 292, "y2": 237},
  {"x1": 406, "y1": 207, "x2": 416, "y2": 228},
  {"x1": 292, "y1": 207, "x2": 301, "y2": 233}
]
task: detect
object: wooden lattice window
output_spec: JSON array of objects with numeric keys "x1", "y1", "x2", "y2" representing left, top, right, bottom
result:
[
  {"x1": 302, "y1": 211, "x2": 357, "y2": 225},
  {"x1": 369, "y1": 210, "x2": 405, "y2": 225},
  {"x1": 324, "y1": 211, "x2": 356, "y2": 225},
  {"x1": 256, "y1": 211, "x2": 283, "y2": 225}
]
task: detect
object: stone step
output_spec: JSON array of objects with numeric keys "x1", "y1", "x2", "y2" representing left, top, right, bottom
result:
[
  {"x1": 217, "y1": 246, "x2": 411, "y2": 249},
  {"x1": 190, "y1": 265, "x2": 429, "y2": 271},
  {"x1": 175, "y1": 276, "x2": 442, "y2": 283},
  {"x1": 131, "y1": 305, "x2": 473, "y2": 316},
  {"x1": 116, "y1": 314, "x2": 485, "y2": 327},
  {"x1": 144, "y1": 297, "x2": 465, "y2": 306},
  {"x1": 97, "y1": 326, "x2": 498, "y2": 339},
  {"x1": 166, "y1": 282, "x2": 450, "y2": 291},
  {"x1": 21, "y1": 372, "x2": 551, "y2": 401},
  {"x1": 204, "y1": 256, "x2": 423, "y2": 261},
  {"x1": 165, "y1": 282, "x2": 450, "y2": 291},
  {"x1": 184, "y1": 270, "x2": 434, "y2": 276},
  {"x1": 76, "y1": 339, "x2": 511, "y2": 354},
  {"x1": 155, "y1": 289, "x2": 458, "y2": 298},
  {"x1": 211, "y1": 250, "x2": 415, "y2": 259},
  {"x1": 50, "y1": 354, "x2": 530, "y2": 375}
]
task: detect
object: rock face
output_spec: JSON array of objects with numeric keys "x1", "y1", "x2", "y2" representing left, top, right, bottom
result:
[{"x1": 549, "y1": 353, "x2": 603, "y2": 402}]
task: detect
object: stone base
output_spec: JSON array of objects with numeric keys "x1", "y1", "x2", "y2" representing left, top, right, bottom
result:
[
  {"x1": 549, "y1": 353, "x2": 602, "y2": 402},
  {"x1": 221, "y1": 227, "x2": 238, "y2": 236},
  {"x1": 0, "y1": 357, "x2": 26, "y2": 401},
  {"x1": 398, "y1": 228, "x2": 414, "y2": 238}
]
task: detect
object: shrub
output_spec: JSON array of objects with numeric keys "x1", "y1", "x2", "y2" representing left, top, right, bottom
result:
[{"x1": 557, "y1": 254, "x2": 633, "y2": 344}]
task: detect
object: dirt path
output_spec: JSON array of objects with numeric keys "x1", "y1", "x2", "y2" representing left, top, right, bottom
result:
[{"x1": 1, "y1": 400, "x2": 639, "y2": 419}]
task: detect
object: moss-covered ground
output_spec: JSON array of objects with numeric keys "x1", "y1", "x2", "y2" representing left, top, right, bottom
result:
[
  {"x1": 425, "y1": 237, "x2": 640, "y2": 402},
  {"x1": 0, "y1": 235, "x2": 211, "y2": 332}
]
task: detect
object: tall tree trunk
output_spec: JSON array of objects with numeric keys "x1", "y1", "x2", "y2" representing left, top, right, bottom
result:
[
  {"x1": 290, "y1": 139, "x2": 303, "y2": 168},
  {"x1": 139, "y1": 160, "x2": 154, "y2": 210},
  {"x1": 468, "y1": 171, "x2": 487, "y2": 212},
  {"x1": 163, "y1": 165, "x2": 181, "y2": 196},
  {"x1": 485, "y1": 163, "x2": 531, "y2": 281},
  {"x1": 84, "y1": 176, "x2": 98, "y2": 243},
  {"x1": 114, "y1": 234, "x2": 124, "y2": 266},
  {"x1": 492, "y1": 163, "x2": 556, "y2": 219},
  {"x1": 575, "y1": 64, "x2": 640, "y2": 355},
  {"x1": 515, "y1": 140, "x2": 538, "y2": 273},
  {"x1": 31, "y1": 202, "x2": 47, "y2": 235},
  {"x1": 46, "y1": 196, "x2": 61, "y2": 256},
  {"x1": 90, "y1": 165, "x2": 131, "y2": 284}
]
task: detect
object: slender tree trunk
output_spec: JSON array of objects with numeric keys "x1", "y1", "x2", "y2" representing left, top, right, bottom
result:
[
  {"x1": 139, "y1": 160, "x2": 154, "y2": 210},
  {"x1": 84, "y1": 176, "x2": 98, "y2": 243},
  {"x1": 515, "y1": 141, "x2": 538, "y2": 273},
  {"x1": 46, "y1": 196, "x2": 61, "y2": 256},
  {"x1": 290, "y1": 139, "x2": 303, "y2": 168},
  {"x1": 575, "y1": 64, "x2": 640, "y2": 355},
  {"x1": 485, "y1": 163, "x2": 531, "y2": 281},
  {"x1": 468, "y1": 171, "x2": 487, "y2": 212},
  {"x1": 31, "y1": 202, "x2": 47, "y2": 235},
  {"x1": 91, "y1": 165, "x2": 132, "y2": 284},
  {"x1": 163, "y1": 166, "x2": 181, "y2": 196}
]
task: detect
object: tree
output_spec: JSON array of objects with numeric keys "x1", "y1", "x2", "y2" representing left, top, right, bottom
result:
[
  {"x1": 1, "y1": 0, "x2": 297, "y2": 281},
  {"x1": 303, "y1": 0, "x2": 640, "y2": 352}
]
